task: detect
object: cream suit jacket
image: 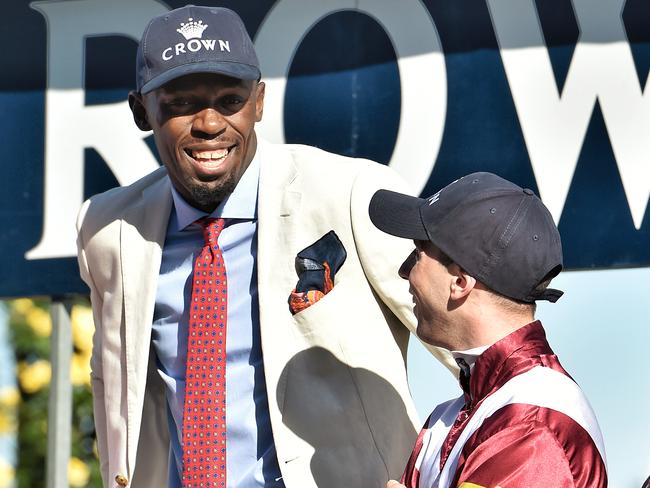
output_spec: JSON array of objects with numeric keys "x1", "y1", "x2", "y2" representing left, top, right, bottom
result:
[{"x1": 76, "y1": 141, "x2": 455, "y2": 488}]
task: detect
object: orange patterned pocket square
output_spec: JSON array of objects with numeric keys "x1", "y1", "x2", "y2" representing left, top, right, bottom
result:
[{"x1": 288, "y1": 230, "x2": 347, "y2": 315}]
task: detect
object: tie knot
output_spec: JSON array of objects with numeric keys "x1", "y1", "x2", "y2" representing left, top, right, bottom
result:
[
  {"x1": 455, "y1": 357, "x2": 471, "y2": 395},
  {"x1": 199, "y1": 217, "x2": 226, "y2": 248},
  {"x1": 456, "y1": 357, "x2": 470, "y2": 376}
]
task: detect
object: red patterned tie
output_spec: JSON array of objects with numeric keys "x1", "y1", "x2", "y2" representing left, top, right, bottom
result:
[{"x1": 182, "y1": 218, "x2": 227, "y2": 488}]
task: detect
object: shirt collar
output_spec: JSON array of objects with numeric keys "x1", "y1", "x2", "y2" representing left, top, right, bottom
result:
[
  {"x1": 451, "y1": 345, "x2": 490, "y2": 372},
  {"x1": 467, "y1": 320, "x2": 554, "y2": 405},
  {"x1": 171, "y1": 147, "x2": 261, "y2": 231}
]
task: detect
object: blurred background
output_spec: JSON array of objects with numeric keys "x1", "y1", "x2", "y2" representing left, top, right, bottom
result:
[
  {"x1": 1, "y1": 0, "x2": 649, "y2": 486},
  {"x1": 0, "y1": 299, "x2": 100, "y2": 487}
]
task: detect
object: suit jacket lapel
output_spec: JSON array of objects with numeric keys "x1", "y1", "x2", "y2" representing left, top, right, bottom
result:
[
  {"x1": 256, "y1": 141, "x2": 301, "y2": 412},
  {"x1": 120, "y1": 172, "x2": 172, "y2": 473}
]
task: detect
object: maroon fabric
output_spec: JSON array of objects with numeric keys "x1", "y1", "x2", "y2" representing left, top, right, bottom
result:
[
  {"x1": 401, "y1": 413, "x2": 429, "y2": 487},
  {"x1": 454, "y1": 404, "x2": 606, "y2": 487},
  {"x1": 182, "y1": 218, "x2": 228, "y2": 488},
  {"x1": 402, "y1": 321, "x2": 607, "y2": 488},
  {"x1": 439, "y1": 321, "x2": 569, "y2": 469}
]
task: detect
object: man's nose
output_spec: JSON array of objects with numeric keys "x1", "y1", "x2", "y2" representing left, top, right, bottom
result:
[
  {"x1": 399, "y1": 250, "x2": 416, "y2": 280},
  {"x1": 193, "y1": 107, "x2": 226, "y2": 136}
]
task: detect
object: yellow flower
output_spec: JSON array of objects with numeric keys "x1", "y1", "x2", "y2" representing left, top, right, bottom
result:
[
  {"x1": 0, "y1": 386, "x2": 19, "y2": 434},
  {"x1": 0, "y1": 410, "x2": 17, "y2": 435},
  {"x1": 71, "y1": 305, "x2": 95, "y2": 354},
  {"x1": 0, "y1": 386, "x2": 20, "y2": 408},
  {"x1": 25, "y1": 306, "x2": 52, "y2": 338},
  {"x1": 18, "y1": 360, "x2": 52, "y2": 394},
  {"x1": 11, "y1": 298, "x2": 35, "y2": 316},
  {"x1": 71, "y1": 352, "x2": 91, "y2": 387},
  {"x1": 0, "y1": 460, "x2": 15, "y2": 488},
  {"x1": 68, "y1": 457, "x2": 90, "y2": 487}
]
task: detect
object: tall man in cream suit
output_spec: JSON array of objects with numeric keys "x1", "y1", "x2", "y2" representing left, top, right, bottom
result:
[{"x1": 76, "y1": 6, "x2": 453, "y2": 488}]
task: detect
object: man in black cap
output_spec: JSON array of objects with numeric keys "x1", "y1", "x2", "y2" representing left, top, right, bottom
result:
[
  {"x1": 370, "y1": 173, "x2": 608, "y2": 488},
  {"x1": 76, "y1": 4, "x2": 454, "y2": 488}
]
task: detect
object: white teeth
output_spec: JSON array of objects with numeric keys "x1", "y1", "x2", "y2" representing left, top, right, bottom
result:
[{"x1": 191, "y1": 148, "x2": 229, "y2": 160}]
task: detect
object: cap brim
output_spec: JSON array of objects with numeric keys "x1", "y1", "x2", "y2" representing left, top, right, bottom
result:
[
  {"x1": 369, "y1": 189, "x2": 429, "y2": 240},
  {"x1": 140, "y1": 61, "x2": 261, "y2": 94}
]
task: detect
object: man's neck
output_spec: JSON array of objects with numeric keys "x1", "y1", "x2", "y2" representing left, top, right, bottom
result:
[{"x1": 451, "y1": 307, "x2": 534, "y2": 351}]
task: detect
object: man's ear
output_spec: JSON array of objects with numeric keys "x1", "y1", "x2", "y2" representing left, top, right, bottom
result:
[
  {"x1": 449, "y1": 264, "x2": 476, "y2": 301},
  {"x1": 255, "y1": 81, "x2": 265, "y2": 122},
  {"x1": 128, "y1": 90, "x2": 152, "y2": 131}
]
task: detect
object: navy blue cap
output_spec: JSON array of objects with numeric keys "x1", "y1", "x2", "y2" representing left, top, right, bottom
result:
[
  {"x1": 136, "y1": 5, "x2": 260, "y2": 94},
  {"x1": 369, "y1": 172, "x2": 564, "y2": 303}
]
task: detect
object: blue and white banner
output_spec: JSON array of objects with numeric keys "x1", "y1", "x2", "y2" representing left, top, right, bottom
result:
[{"x1": 2, "y1": 0, "x2": 650, "y2": 297}]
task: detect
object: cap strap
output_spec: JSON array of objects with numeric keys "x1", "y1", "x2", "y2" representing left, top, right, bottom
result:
[{"x1": 531, "y1": 288, "x2": 564, "y2": 303}]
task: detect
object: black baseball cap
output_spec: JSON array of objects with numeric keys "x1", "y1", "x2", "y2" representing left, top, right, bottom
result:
[
  {"x1": 136, "y1": 5, "x2": 261, "y2": 94},
  {"x1": 369, "y1": 172, "x2": 564, "y2": 303}
]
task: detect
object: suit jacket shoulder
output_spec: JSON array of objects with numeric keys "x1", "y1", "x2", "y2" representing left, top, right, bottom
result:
[
  {"x1": 279, "y1": 142, "x2": 399, "y2": 186},
  {"x1": 76, "y1": 164, "x2": 171, "y2": 305},
  {"x1": 78, "y1": 166, "x2": 170, "y2": 233}
]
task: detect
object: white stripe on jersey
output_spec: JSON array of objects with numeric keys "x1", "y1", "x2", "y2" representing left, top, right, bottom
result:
[{"x1": 416, "y1": 366, "x2": 606, "y2": 488}]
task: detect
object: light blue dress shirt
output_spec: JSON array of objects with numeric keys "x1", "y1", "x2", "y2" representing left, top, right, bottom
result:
[{"x1": 151, "y1": 152, "x2": 284, "y2": 487}]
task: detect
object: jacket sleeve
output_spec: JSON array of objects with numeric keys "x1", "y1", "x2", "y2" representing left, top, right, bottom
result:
[
  {"x1": 455, "y1": 423, "x2": 607, "y2": 488},
  {"x1": 349, "y1": 161, "x2": 457, "y2": 374},
  {"x1": 76, "y1": 199, "x2": 110, "y2": 486}
]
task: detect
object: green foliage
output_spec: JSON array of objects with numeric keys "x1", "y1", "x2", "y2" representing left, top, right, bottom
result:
[
  {"x1": 7, "y1": 298, "x2": 102, "y2": 488},
  {"x1": 71, "y1": 387, "x2": 102, "y2": 486}
]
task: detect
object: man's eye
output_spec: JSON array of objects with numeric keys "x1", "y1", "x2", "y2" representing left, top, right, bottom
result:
[
  {"x1": 222, "y1": 96, "x2": 244, "y2": 106},
  {"x1": 168, "y1": 99, "x2": 191, "y2": 106}
]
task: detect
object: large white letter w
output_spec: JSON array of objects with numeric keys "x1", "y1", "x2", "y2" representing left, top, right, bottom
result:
[{"x1": 488, "y1": 0, "x2": 650, "y2": 228}]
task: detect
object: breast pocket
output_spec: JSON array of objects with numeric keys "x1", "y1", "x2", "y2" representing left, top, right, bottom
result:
[{"x1": 291, "y1": 278, "x2": 345, "y2": 332}]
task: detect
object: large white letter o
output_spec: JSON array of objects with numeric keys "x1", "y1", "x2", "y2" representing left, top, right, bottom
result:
[{"x1": 254, "y1": 0, "x2": 447, "y2": 194}]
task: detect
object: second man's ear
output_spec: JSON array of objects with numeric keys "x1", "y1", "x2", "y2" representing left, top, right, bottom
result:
[
  {"x1": 449, "y1": 264, "x2": 477, "y2": 301},
  {"x1": 128, "y1": 91, "x2": 152, "y2": 131}
]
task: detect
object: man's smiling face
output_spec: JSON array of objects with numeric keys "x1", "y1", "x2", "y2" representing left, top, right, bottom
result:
[{"x1": 133, "y1": 72, "x2": 265, "y2": 212}]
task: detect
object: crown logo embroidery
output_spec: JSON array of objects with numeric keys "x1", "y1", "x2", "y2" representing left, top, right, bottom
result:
[{"x1": 177, "y1": 18, "x2": 208, "y2": 40}]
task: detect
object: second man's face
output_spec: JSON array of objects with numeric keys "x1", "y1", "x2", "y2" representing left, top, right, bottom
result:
[
  {"x1": 140, "y1": 72, "x2": 265, "y2": 212},
  {"x1": 400, "y1": 240, "x2": 455, "y2": 348}
]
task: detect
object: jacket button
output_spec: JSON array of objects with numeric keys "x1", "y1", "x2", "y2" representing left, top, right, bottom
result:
[{"x1": 115, "y1": 474, "x2": 128, "y2": 487}]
